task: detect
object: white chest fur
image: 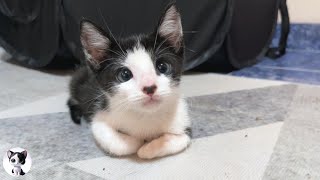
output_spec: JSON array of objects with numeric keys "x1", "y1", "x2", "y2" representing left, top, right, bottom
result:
[
  {"x1": 92, "y1": 97, "x2": 189, "y2": 140},
  {"x1": 12, "y1": 166, "x2": 22, "y2": 176}
]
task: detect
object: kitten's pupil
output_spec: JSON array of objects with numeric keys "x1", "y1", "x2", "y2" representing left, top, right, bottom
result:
[
  {"x1": 156, "y1": 61, "x2": 171, "y2": 74},
  {"x1": 117, "y1": 68, "x2": 133, "y2": 82}
]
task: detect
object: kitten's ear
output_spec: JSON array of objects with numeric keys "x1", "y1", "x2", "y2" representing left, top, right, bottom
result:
[
  {"x1": 156, "y1": 3, "x2": 183, "y2": 52},
  {"x1": 21, "y1": 150, "x2": 27, "y2": 157},
  {"x1": 7, "y1": 150, "x2": 13, "y2": 158},
  {"x1": 80, "y1": 20, "x2": 110, "y2": 68}
]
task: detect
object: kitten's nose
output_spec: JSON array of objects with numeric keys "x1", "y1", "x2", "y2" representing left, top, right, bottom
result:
[{"x1": 142, "y1": 85, "x2": 157, "y2": 96}]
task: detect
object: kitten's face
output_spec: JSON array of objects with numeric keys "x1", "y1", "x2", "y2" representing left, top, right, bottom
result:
[
  {"x1": 80, "y1": 5, "x2": 183, "y2": 112},
  {"x1": 7, "y1": 151, "x2": 27, "y2": 166}
]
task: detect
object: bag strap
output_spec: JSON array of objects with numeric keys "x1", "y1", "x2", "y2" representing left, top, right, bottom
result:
[{"x1": 266, "y1": 0, "x2": 290, "y2": 59}]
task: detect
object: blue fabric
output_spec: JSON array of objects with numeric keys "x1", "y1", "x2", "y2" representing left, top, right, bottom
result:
[{"x1": 232, "y1": 24, "x2": 320, "y2": 85}]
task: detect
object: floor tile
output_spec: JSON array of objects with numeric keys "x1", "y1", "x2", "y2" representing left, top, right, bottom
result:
[
  {"x1": 0, "y1": 62, "x2": 70, "y2": 112},
  {"x1": 68, "y1": 122, "x2": 283, "y2": 180},
  {"x1": 263, "y1": 85, "x2": 320, "y2": 179},
  {"x1": 181, "y1": 73, "x2": 286, "y2": 97},
  {"x1": 0, "y1": 93, "x2": 69, "y2": 119}
]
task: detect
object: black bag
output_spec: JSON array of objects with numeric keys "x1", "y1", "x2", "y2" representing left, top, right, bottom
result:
[{"x1": 0, "y1": 0, "x2": 289, "y2": 70}]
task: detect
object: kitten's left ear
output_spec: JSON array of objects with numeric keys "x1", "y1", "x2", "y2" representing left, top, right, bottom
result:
[{"x1": 156, "y1": 3, "x2": 183, "y2": 52}]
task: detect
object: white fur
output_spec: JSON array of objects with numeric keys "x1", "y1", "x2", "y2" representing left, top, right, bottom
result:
[
  {"x1": 9, "y1": 154, "x2": 20, "y2": 166},
  {"x1": 91, "y1": 46, "x2": 190, "y2": 158},
  {"x1": 91, "y1": 120, "x2": 144, "y2": 156}
]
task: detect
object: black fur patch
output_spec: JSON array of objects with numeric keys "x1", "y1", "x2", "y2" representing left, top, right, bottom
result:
[
  {"x1": 20, "y1": 169, "x2": 25, "y2": 176},
  {"x1": 185, "y1": 127, "x2": 192, "y2": 138}
]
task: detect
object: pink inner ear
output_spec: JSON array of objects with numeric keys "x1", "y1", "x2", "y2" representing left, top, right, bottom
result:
[
  {"x1": 158, "y1": 6, "x2": 183, "y2": 51},
  {"x1": 80, "y1": 22, "x2": 110, "y2": 64},
  {"x1": 87, "y1": 48, "x2": 106, "y2": 61}
]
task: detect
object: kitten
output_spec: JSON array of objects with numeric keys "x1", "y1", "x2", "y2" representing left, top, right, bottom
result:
[
  {"x1": 7, "y1": 150, "x2": 27, "y2": 176},
  {"x1": 68, "y1": 3, "x2": 191, "y2": 159}
]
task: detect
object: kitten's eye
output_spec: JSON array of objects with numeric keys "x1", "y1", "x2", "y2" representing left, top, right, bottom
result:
[
  {"x1": 156, "y1": 61, "x2": 172, "y2": 74},
  {"x1": 117, "y1": 68, "x2": 133, "y2": 82}
]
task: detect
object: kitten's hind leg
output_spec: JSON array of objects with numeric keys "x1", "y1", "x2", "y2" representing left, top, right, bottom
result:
[
  {"x1": 67, "y1": 98, "x2": 82, "y2": 124},
  {"x1": 20, "y1": 169, "x2": 25, "y2": 176},
  {"x1": 138, "y1": 133, "x2": 190, "y2": 159}
]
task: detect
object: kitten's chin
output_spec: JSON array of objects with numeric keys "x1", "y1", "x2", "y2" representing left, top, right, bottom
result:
[{"x1": 142, "y1": 98, "x2": 161, "y2": 108}]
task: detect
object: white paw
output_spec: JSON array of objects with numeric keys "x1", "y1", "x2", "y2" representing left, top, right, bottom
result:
[{"x1": 107, "y1": 135, "x2": 144, "y2": 156}]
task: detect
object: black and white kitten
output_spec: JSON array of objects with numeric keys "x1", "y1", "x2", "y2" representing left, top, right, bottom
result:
[
  {"x1": 68, "y1": 4, "x2": 191, "y2": 159},
  {"x1": 7, "y1": 150, "x2": 27, "y2": 176}
]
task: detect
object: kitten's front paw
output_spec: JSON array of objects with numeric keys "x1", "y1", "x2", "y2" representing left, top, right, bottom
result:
[
  {"x1": 105, "y1": 135, "x2": 144, "y2": 156},
  {"x1": 137, "y1": 141, "x2": 160, "y2": 159},
  {"x1": 91, "y1": 121, "x2": 144, "y2": 156},
  {"x1": 137, "y1": 133, "x2": 190, "y2": 159}
]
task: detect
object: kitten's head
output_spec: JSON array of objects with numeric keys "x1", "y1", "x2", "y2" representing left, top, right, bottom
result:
[
  {"x1": 80, "y1": 4, "x2": 183, "y2": 112},
  {"x1": 7, "y1": 150, "x2": 27, "y2": 166}
]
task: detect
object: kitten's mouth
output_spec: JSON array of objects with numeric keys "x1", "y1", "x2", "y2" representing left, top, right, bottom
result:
[{"x1": 142, "y1": 96, "x2": 161, "y2": 106}]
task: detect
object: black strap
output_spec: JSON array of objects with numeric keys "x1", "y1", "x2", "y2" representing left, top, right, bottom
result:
[{"x1": 266, "y1": 0, "x2": 290, "y2": 59}]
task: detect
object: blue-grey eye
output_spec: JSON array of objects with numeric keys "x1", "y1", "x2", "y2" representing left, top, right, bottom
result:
[
  {"x1": 117, "y1": 68, "x2": 133, "y2": 82},
  {"x1": 156, "y1": 61, "x2": 171, "y2": 74}
]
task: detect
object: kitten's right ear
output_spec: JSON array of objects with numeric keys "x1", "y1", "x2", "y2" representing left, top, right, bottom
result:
[
  {"x1": 80, "y1": 20, "x2": 110, "y2": 68},
  {"x1": 156, "y1": 3, "x2": 183, "y2": 52},
  {"x1": 7, "y1": 150, "x2": 13, "y2": 158},
  {"x1": 21, "y1": 150, "x2": 27, "y2": 157}
]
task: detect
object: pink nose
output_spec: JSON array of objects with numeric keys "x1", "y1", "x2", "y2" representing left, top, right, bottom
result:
[{"x1": 142, "y1": 85, "x2": 157, "y2": 96}]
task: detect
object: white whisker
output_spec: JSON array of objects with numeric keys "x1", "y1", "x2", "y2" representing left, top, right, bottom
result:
[{"x1": 98, "y1": 8, "x2": 126, "y2": 57}]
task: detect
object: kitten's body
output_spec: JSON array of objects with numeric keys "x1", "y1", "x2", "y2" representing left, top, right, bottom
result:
[{"x1": 68, "y1": 4, "x2": 191, "y2": 159}]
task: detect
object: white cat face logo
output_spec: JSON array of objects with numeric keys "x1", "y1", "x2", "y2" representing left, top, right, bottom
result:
[{"x1": 3, "y1": 148, "x2": 32, "y2": 177}]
